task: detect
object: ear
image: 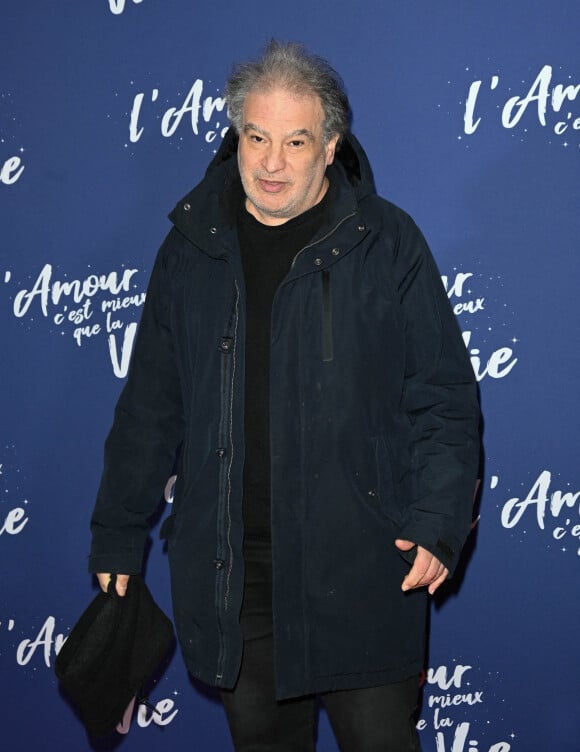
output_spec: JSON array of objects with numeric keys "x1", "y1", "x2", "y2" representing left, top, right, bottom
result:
[{"x1": 324, "y1": 134, "x2": 340, "y2": 166}]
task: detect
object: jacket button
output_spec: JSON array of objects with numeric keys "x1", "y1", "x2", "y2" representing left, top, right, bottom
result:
[
  {"x1": 216, "y1": 448, "x2": 226, "y2": 459},
  {"x1": 210, "y1": 227, "x2": 217, "y2": 234},
  {"x1": 331, "y1": 248, "x2": 340, "y2": 256},
  {"x1": 220, "y1": 338, "x2": 232, "y2": 352},
  {"x1": 214, "y1": 559, "x2": 225, "y2": 570},
  {"x1": 314, "y1": 257, "x2": 323, "y2": 266},
  {"x1": 358, "y1": 224, "x2": 366, "y2": 232},
  {"x1": 183, "y1": 202, "x2": 191, "y2": 211}
]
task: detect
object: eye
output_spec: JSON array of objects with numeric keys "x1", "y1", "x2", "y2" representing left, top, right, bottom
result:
[
  {"x1": 248, "y1": 133, "x2": 265, "y2": 144},
  {"x1": 288, "y1": 139, "x2": 305, "y2": 148}
]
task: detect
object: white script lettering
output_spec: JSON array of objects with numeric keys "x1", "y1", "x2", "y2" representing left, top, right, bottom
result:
[
  {"x1": 13, "y1": 264, "x2": 139, "y2": 318},
  {"x1": 436, "y1": 722, "x2": 510, "y2": 752},
  {"x1": 129, "y1": 81, "x2": 227, "y2": 143},
  {"x1": 427, "y1": 664, "x2": 473, "y2": 690},
  {"x1": 0, "y1": 507, "x2": 29, "y2": 537},
  {"x1": 108, "y1": 322, "x2": 138, "y2": 378},
  {"x1": 0, "y1": 155, "x2": 25, "y2": 185},
  {"x1": 463, "y1": 65, "x2": 580, "y2": 139},
  {"x1": 462, "y1": 331, "x2": 517, "y2": 381},
  {"x1": 16, "y1": 616, "x2": 66, "y2": 668},
  {"x1": 108, "y1": 0, "x2": 143, "y2": 15},
  {"x1": 117, "y1": 696, "x2": 179, "y2": 733},
  {"x1": 501, "y1": 470, "x2": 580, "y2": 532}
]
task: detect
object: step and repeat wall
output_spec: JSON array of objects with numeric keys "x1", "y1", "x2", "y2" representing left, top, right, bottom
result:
[{"x1": 1, "y1": 2, "x2": 578, "y2": 750}]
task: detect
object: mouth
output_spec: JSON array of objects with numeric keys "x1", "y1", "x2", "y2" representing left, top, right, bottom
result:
[{"x1": 257, "y1": 178, "x2": 287, "y2": 194}]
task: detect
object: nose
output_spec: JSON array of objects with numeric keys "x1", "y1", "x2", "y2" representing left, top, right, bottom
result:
[{"x1": 261, "y1": 143, "x2": 285, "y2": 173}]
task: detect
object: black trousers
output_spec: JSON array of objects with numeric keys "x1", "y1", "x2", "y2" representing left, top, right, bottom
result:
[{"x1": 220, "y1": 538, "x2": 422, "y2": 752}]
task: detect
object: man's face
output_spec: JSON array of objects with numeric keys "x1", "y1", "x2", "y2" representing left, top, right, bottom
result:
[{"x1": 237, "y1": 87, "x2": 339, "y2": 226}]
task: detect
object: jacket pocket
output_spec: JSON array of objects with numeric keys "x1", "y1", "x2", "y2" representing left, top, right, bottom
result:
[{"x1": 321, "y1": 270, "x2": 333, "y2": 362}]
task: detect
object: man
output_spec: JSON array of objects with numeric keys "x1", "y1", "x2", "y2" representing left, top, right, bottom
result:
[{"x1": 90, "y1": 41, "x2": 480, "y2": 751}]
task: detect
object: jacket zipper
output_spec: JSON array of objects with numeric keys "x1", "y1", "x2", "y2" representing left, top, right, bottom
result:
[
  {"x1": 289, "y1": 210, "x2": 356, "y2": 269},
  {"x1": 272, "y1": 204, "x2": 358, "y2": 407},
  {"x1": 321, "y1": 270, "x2": 333, "y2": 362},
  {"x1": 289, "y1": 211, "x2": 355, "y2": 364},
  {"x1": 224, "y1": 281, "x2": 239, "y2": 612},
  {"x1": 215, "y1": 279, "x2": 240, "y2": 682}
]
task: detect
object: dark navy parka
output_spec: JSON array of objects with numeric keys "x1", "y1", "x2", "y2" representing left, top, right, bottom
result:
[{"x1": 89, "y1": 130, "x2": 480, "y2": 699}]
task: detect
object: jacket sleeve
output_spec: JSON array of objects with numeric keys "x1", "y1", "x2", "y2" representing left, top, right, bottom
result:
[
  {"x1": 89, "y1": 235, "x2": 185, "y2": 575},
  {"x1": 393, "y1": 213, "x2": 480, "y2": 575}
]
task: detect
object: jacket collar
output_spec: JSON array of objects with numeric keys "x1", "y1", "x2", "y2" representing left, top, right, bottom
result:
[{"x1": 168, "y1": 129, "x2": 375, "y2": 259}]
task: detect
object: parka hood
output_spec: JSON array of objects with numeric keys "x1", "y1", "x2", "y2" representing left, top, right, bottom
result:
[
  {"x1": 171, "y1": 126, "x2": 377, "y2": 247},
  {"x1": 205, "y1": 127, "x2": 376, "y2": 201}
]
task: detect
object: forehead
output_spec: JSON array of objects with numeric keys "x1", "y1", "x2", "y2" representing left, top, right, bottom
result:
[{"x1": 242, "y1": 87, "x2": 325, "y2": 135}]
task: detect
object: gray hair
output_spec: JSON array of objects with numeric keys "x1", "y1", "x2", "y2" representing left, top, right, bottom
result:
[{"x1": 225, "y1": 40, "x2": 351, "y2": 145}]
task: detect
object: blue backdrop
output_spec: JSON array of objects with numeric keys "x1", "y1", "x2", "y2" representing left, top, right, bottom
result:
[{"x1": 1, "y1": 2, "x2": 579, "y2": 750}]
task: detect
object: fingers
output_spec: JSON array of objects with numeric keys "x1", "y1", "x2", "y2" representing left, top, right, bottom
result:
[
  {"x1": 427, "y1": 568, "x2": 448, "y2": 596},
  {"x1": 394, "y1": 538, "x2": 415, "y2": 552},
  {"x1": 400, "y1": 546, "x2": 448, "y2": 594},
  {"x1": 115, "y1": 574, "x2": 130, "y2": 596},
  {"x1": 96, "y1": 572, "x2": 130, "y2": 597},
  {"x1": 96, "y1": 572, "x2": 111, "y2": 593}
]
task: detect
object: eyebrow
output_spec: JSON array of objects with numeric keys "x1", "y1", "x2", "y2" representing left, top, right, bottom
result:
[{"x1": 243, "y1": 123, "x2": 316, "y2": 141}]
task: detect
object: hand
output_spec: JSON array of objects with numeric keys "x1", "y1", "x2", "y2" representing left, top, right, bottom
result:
[
  {"x1": 96, "y1": 572, "x2": 130, "y2": 597},
  {"x1": 395, "y1": 540, "x2": 449, "y2": 595}
]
